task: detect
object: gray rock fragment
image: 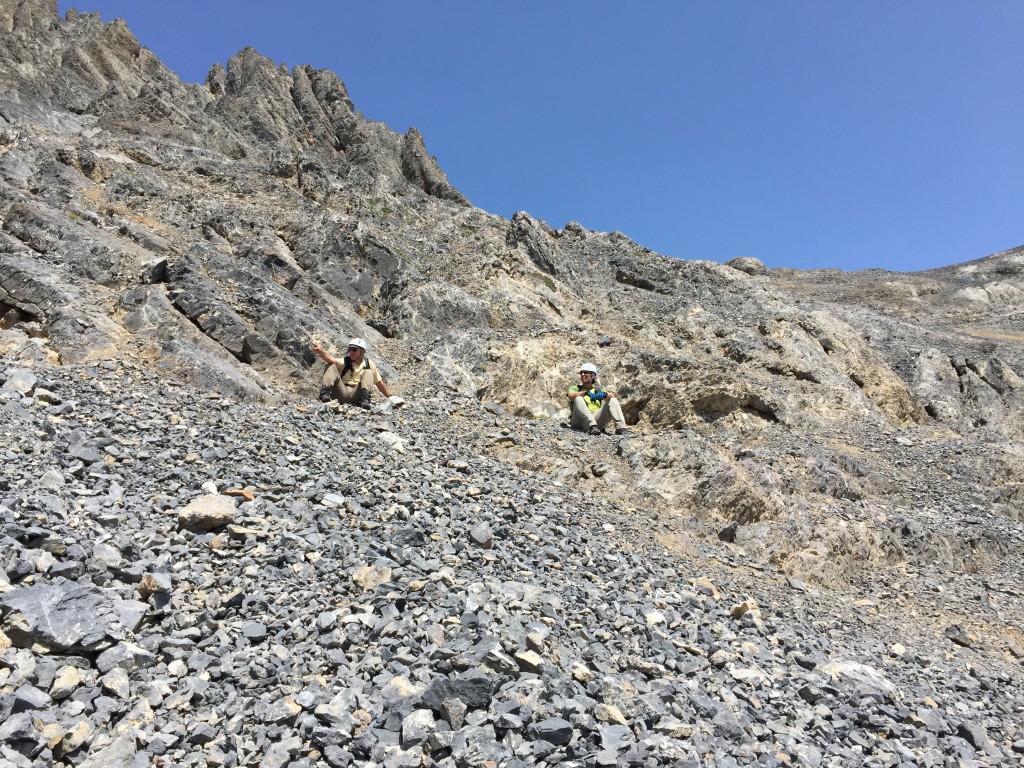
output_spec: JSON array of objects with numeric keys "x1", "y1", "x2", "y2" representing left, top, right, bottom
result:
[
  {"x1": 957, "y1": 721, "x2": 999, "y2": 757},
  {"x1": 420, "y1": 670, "x2": 496, "y2": 713},
  {"x1": 440, "y1": 697, "x2": 467, "y2": 729},
  {"x1": 0, "y1": 582, "x2": 147, "y2": 653},
  {"x1": 12, "y1": 683, "x2": 51, "y2": 712},
  {"x1": 2, "y1": 368, "x2": 37, "y2": 394},
  {"x1": 401, "y1": 709, "x2": 436, "y2": 747},
  {"x1": 528, "y1": 717, "x2": 574, "y2": 745},
  {"x1": 77, "y1": 731, "x2": 137, "y2": 768},
  {"x1": 259, "y1": 735, "x2": 302, "y2": 768},
  {"x1": 469, "y1": 522, "x2": 493, "y2": 549}
]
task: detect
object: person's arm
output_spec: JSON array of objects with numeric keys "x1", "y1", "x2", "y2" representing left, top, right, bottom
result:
[
  {"x1": 567, "y1": 386, "x2": 584, "y2": 401},
  {"x1": 367, "y1": 360, "x2": 390, "y2": 397},
  {"x1": 311, "y1": 343, "x2": 338, "y2": 367}
]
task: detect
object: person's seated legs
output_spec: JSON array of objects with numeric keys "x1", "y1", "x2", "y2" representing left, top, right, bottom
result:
[
  {"x1": 596, "y1": 399, "x2": 630, "y2": 435},
  {"x1": 571, "y1": 396, "x2": 600, "y2": 434},
  {"x1": 573, "y1": 397, "x2": 598, "y2": 434},
  {"x1": 355, "y1": 368, "x2": 374, "y2": 409},
  {"x1": 320, "y1": 365, "x2": 341, "y2": 402}
]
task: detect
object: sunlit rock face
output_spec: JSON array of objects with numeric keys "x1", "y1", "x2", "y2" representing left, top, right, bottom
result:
[{"x1": 1, "y1": 6, "x2": 1024, "y2": 765}]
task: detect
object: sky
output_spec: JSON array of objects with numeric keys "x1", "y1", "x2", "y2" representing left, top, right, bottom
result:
[{"x1": 59, "y1": 1, "x2": 1024, "y2": 272}]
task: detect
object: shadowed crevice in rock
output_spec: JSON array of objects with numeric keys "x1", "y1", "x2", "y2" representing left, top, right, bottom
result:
[
  {"x1": 692, "y1": 391, "x2": 780, "y2": 424},
  {"x1": 614, "y1": 268, "x2": 658, "y2": 292}
]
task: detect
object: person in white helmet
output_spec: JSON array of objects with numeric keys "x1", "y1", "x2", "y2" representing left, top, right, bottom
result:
[
  {"x1": 311, "y1": 337, "x2": 391, "y2": 409},
  {"x1": 567, "y1": 363, "x2": 630, "y2": 435}
]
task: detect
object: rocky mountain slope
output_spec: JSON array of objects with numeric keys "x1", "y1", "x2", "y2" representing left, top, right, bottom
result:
[{"x1": 1, "y1": 1, "x2": 1022, "y2": 766}]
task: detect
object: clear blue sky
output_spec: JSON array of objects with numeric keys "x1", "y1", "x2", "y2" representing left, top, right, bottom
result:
[{"x1": 60, "y1": 1, "x2": 1024, "y2": 272}]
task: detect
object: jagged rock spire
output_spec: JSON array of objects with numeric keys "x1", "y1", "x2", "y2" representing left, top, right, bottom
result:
[{"x1": 1, "y1": 0, "x2": 57, "y2": 35}]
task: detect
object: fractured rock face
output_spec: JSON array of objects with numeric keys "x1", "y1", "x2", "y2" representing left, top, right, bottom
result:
[
  {"x1": 912, "y1": 347, "x2": 963, "y2": 421},
  {"x1": 2, "y1": 0, "x2": 57, "y2": 37},
  {"x1": 0, "y1": 7, "x2": 1023, "y2": 768},
  {"x1": 911, "y1": 347, "x2": 1024, "y2": 436},
  {"x1": 1, "y1": 0, "x2": 1018, "y2": 456}
]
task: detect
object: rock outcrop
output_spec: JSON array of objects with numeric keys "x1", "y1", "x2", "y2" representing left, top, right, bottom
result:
[{"x1": 1, "y1": 3, "x2": 1023, "y2": 766}]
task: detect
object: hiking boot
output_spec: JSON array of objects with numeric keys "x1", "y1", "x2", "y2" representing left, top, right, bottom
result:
[
  {"x1": 588, "y1": 425, "x2": 603, "y2": 436},
  {"x1": 615, "y1": 427, "x2": 632, "y2": 436},
  {"x1": 358, "y1": 391, "x2": 372, "y2": 410},
  {"x1": 318, "y1": 386, "x2": 333, "y2": 403}
]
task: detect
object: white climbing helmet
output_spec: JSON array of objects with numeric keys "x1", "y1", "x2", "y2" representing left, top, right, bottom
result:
[
  {"x1": 579, "y1": 363, "x2": 597, "y2": 375},
  {"x1": 347, "y1": 338, "x2": 368, "y2": 352}
]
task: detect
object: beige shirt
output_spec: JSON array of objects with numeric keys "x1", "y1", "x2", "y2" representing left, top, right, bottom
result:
[{"x1": 337, "y1": 357, "x2": 382, "y2": 387}]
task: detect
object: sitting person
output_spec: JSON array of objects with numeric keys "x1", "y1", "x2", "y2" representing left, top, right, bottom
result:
[
  {"x1": 567, "y1": 362, "x2": 629, "y2": 436},
  {"x1": 311, "y1": 337, "x2": 390, "y2": 409}
]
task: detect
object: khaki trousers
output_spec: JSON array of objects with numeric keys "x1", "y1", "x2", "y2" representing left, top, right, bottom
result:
[
  {"x1": 322, "y1": 365, "x2": 374, "y2": 404},
  {"x1": 571, "y1": 396, "x2": 626, "y2": 431}
]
